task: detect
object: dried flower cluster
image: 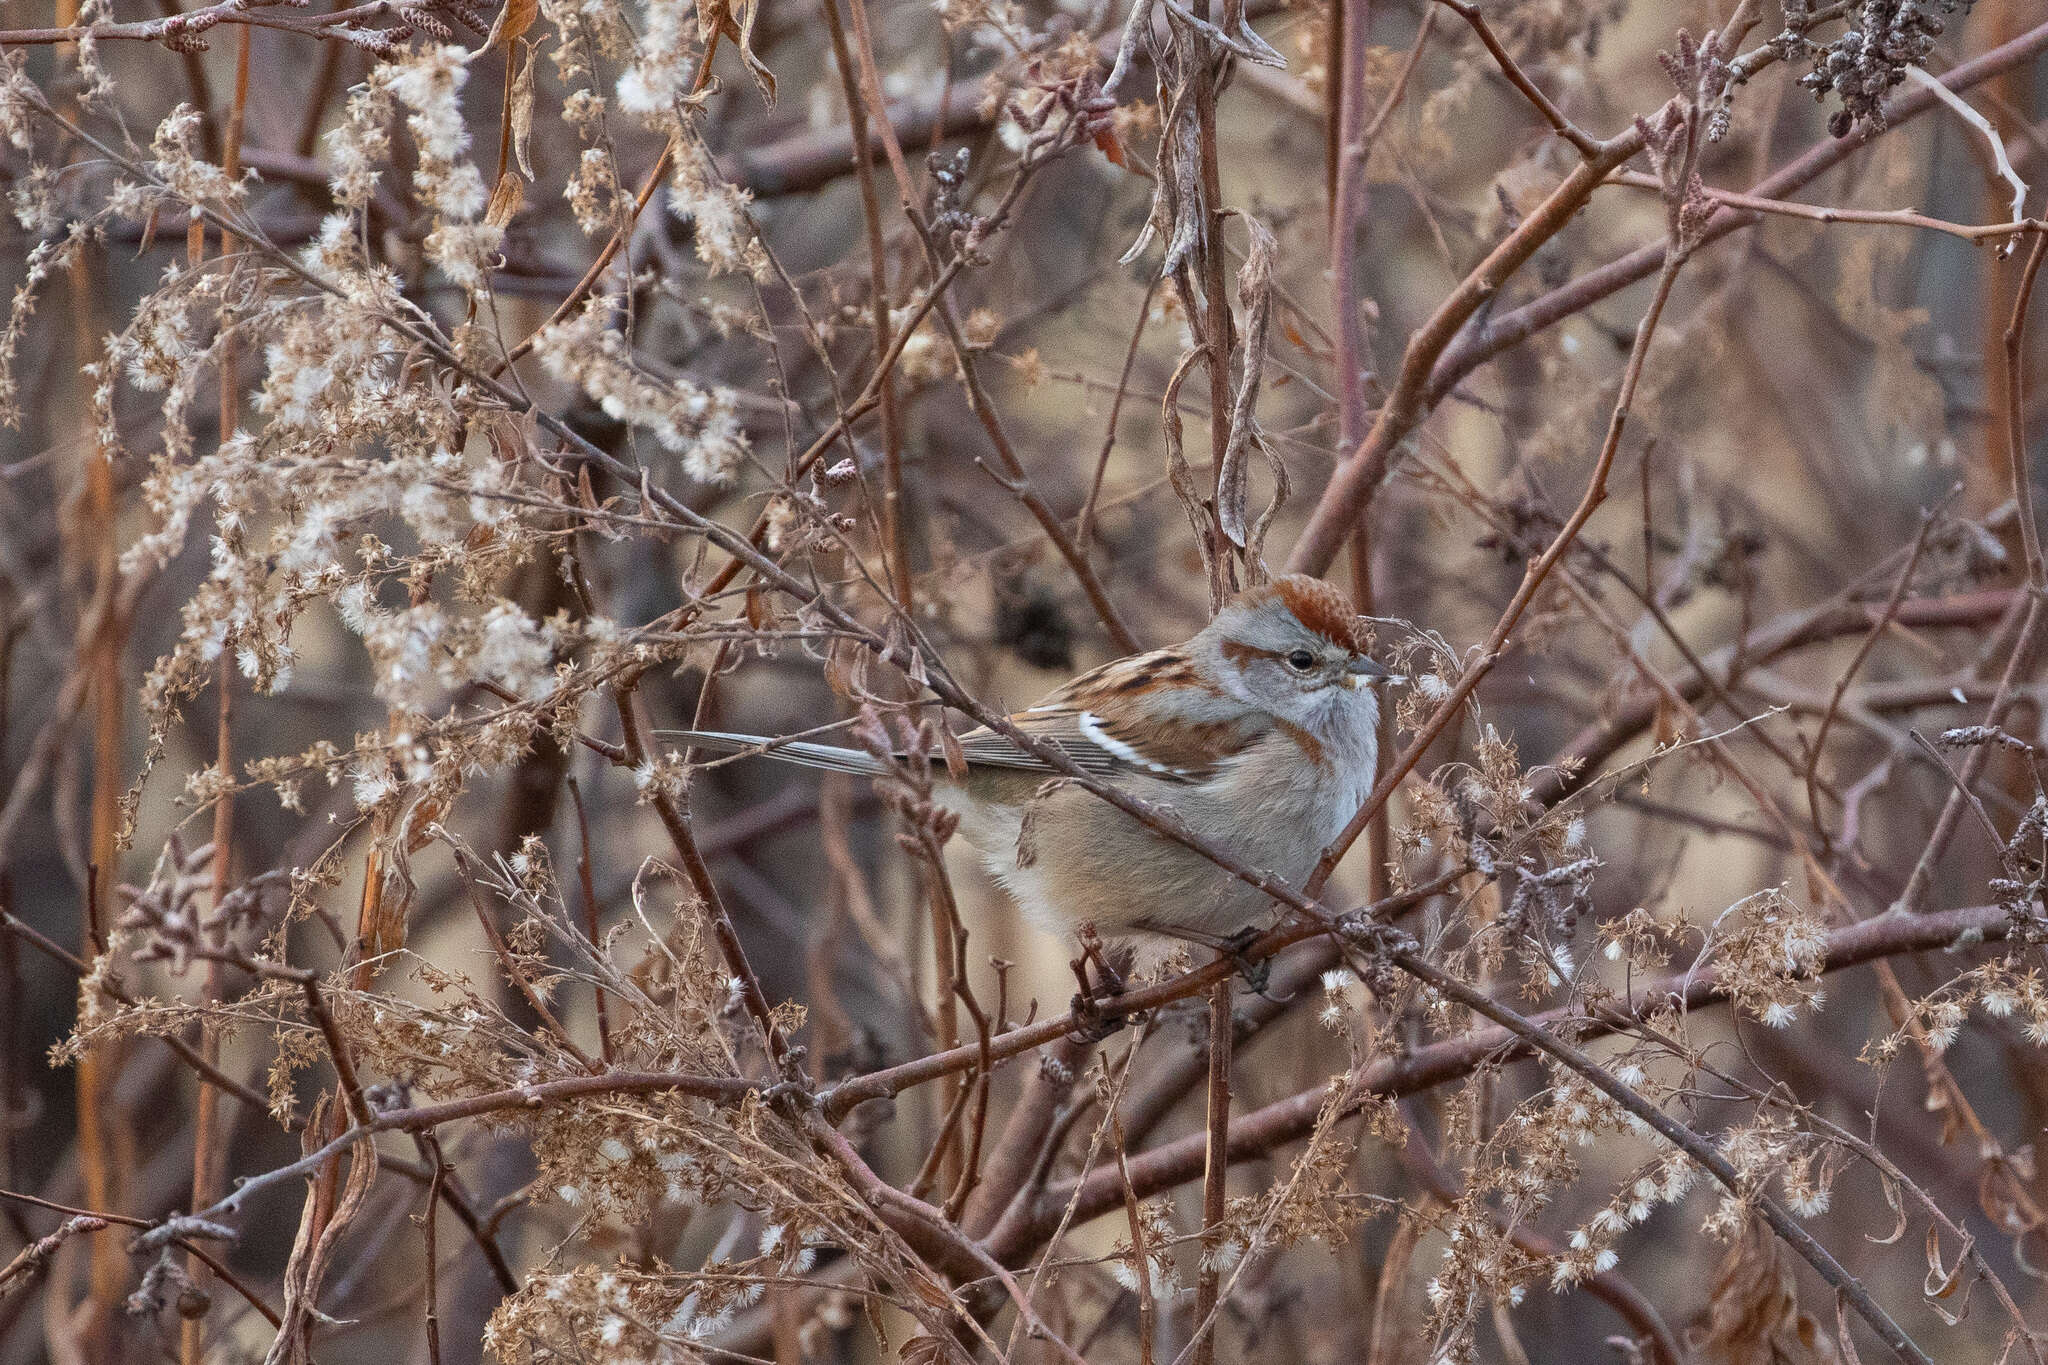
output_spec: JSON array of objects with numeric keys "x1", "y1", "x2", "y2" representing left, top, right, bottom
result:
[{"x1": 3, "y1": 2, "x2": 2048, "y2": 1365}]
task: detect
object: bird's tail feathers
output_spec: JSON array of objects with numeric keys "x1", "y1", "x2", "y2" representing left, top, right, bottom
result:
[{"x1": 653, "y1": 729, "x2": 888, "y2": 777}]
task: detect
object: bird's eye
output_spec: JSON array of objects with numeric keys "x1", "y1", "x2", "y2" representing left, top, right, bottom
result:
[{"x1": 1285, "y1": 649, "x2": 1316, "y2": 671}]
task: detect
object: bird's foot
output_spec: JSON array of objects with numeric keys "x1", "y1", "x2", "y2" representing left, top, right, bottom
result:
[
  {"x1": 1218, "y1": 926, "x2": 1288, "y2": 1001},
  {"x1": 1067, "y1": 925, "x2": 1134, "y2": 1044}
]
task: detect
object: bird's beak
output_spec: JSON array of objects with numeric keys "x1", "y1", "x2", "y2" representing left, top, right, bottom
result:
[{"x1": 1344, "y1": 655, "x2": 1402, "y2": 688}]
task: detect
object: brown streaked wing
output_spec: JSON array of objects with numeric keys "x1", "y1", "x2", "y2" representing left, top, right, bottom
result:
[
  {"x1": 952, "y1": 707, "x2": 1131, "y2": 777},
  {"x1": 952, "y1": 705, "x2": 1266, "y2": 783}
]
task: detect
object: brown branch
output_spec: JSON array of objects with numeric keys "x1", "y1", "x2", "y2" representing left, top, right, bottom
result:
[
  {"x1": 1010, "y1": 901, "x2": 2018, "y2": 1250},
  {"x1": 1428, "y1": 20, "x2": 2048, "y2": 415},
  {"x1": 1307, "y1": 242, "x2": 1692, "y2": 893},
  {"x1": 1892, "y1": 234, "x2": 2048, "y2": 915},
  {"x1": 1536, "y1": 588, "x2": 2021, "y2": 809},
  {"x1": 0, "y1": 1191, "x2": 281, "y2": 1328},
  {"x1": 0, "y1": 909, "x2": 284, "y2": 1124},
  {"x1": 1431, "y1": 0, "x2": 1598, "y2": 157},
  {"x1": 450, "y1": 849, "x2": 603, "y2": 1074},
  {"x1": 1186, "y1": 978, "x2": 1233, "y2": 1365},
  {"x1": 0, "y1": 0, "x2": 449, "y2": 44},
  {"x1": 1289, "y1": 16, "x2": 2048, "y2": 578},
  {"x1": 497, "y1": 136, "x2": 677, "y2": 375},
  {"x1": 1381, "y1": 944, "x2": 1931, "y2": 1365},
  {"x1": 1609, "y1": 171, "x2": 2047, "y2": 243},
  {"x1": 1394, "y1": 1102, "x2": 1684, "y2": 1365}
]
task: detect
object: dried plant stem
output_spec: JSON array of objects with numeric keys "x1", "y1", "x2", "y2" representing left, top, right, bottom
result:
[
  {"x1": 1803, "y1": 504, "x2": 1947, "y2": 851},
  {"x1": 566, "y1": 778, "x2": 615, "y2": 1064},
  {"x1": 1014, "y1": 899, "x2": 2021, "y2": 1248},
  {"x1": 1192, "y1": 0, "x2": 1237, "y2": 596},
  {"x1": 1395, "y1": 1103, "x2": 1683, "y2": 1365},
  {"x1": 418, "y1": 1135, "x2": 447, "y2": 1365},
  {"x1": 834, "y1": 0, "x2": 1141, "y2": 650},
  {"x1": 72, "y1": 185, "x2": 128, "y2": 1365},
  {"x1": 1382, "y1": 945, "x2": 1932, "y2": 1365},
  {"x1": 1363, "y1": 1212, "x2": 1418, "y2": 1365},
  {"x1": 0, "y1": 910, "x2": 281, "y2": 1117},
  {"x1": 1608, "y1": 172, "x2": 2046, "y2": 243},
  {"x1": 1893, "y1": 232, "x2": 2048, "y2": 916},
  {"x1": 452, "y1": 853, "x2": 601, "y2": 1073},
  {"x1": 1431, "y1": 0, "x2": 1598, "y2": 155},
  {"x1": 1308, "y1": 246, "x2": 1692, "y2": 893},
  {"x1": 498, "y1": 135, "x2": 677, "y2": 374},
  {"x1": 182, "y1": 39, "x2": 249, "y2": 1360},
  {"x1": 0, "y1": 1191, "x2": 280, "y2": 1328},
  {"x1": 1433, "y1": 20, "x2": 2048, "y2": 414},
  {"x1": 817, "y1": 0, "x2": 911, "y2": 611},
  {"x1": 1185, "y1": 977, "x2": 1233, "y2": 1365},
  {"x1": 1292, "y1": 17, "x2": 2048, "y2": 577},
  {"x1": 1112, "y1": 1110, "x2": 1158, "y2": 1365},
  {"x1": 1287, "y1": 140, "x2": 1635, "y2": 575}
]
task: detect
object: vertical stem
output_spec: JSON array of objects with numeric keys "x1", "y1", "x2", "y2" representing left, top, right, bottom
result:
[
  {"x1": 818, "y1": 0, "x2": 912, "y2": 613},
  {"x1": 1330, "y1": 0, "x2": 1385, "y2": 899},
  {"x1": 1192, "y1": 2, "x2": 1236, "y2": 596},
  {"x1": 419, "y1": 1136, "x2": 447, "y2": 1365},
  {"x1": 1188, "y1": 977, "x2": 1233, "y2": 1365},
  {"x1": 924, "y1": 864, "x2": 961, "y2": 1186},
  {"x1": 182, "y1": 36, "x2": 250, "y2": 1362},
  {"x1": 1893, "y1": 232, "x2": 2048, "y2": 916},
  {"x1": 567, "y1": 777, "x2": 615, "y2": 1065},
  {"x1": 1978, "y1": 3, "x2": 2032, "y2": 514},
  {"x1": 1329, "y1": 0, "x2": 1373, "y2": 459},
  {"x1": 63, "y1": 0, "x2": 125, "y2": 1326},
  {"x1": 0, "y1": 606, "x2": 19, "y2": 1246}
]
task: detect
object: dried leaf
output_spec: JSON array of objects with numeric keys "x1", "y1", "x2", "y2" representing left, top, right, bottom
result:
[
  {"x1": 938, "y1": 724, "x2": 967, "y2": 783},
  {"x1": 1160, "y1": 348, "x2": 1224, "y2": 610},
  {"x1": 1834, "y1": 1293, "x2": 1865, "y2": 1365},
  {"x1": 1867, "y1": 1172, "x2": 1908, "y2": 1245},
  {"x1": 1216, "y1": 216, "x2": 1286, "y2": 574},
  {"x1": 1923, "y1": 1223, "x2": 1972, "y2": 1324},
  {"x1": 474, "y1": 0, "x2": 537, "y2": 55},
  {"x1": 484, "y1": 170, "x2": 524, "y2": 229},
  {"x1": 701, "y1": 0, "x2": 776, "y2": 104},
  {"x1": 509, "y1": 41, "x2": 537, "y2": 180},
  {"x1": 1698, "y1": 1219, "x2": 1842, "y2": 1365}
]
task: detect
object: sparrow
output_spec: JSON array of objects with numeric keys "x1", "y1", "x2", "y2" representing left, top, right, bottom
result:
[{"x1": 667, "y1": 575, "x2": 1395, "y2": 957}]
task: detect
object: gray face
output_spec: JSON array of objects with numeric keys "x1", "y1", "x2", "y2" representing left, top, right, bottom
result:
[{"x1": 1201, "y1": 602, "x2": 1393, "y2": 738}]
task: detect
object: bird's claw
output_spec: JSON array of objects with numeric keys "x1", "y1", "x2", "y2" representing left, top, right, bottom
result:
[
  {"x1": 1067, "y1": 925, "x2": 1135, "y2": 1044},
  {"x1": 1220, "y1": 927, "x2": 1288, "y2": 1001}
]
